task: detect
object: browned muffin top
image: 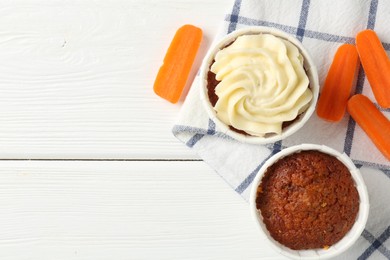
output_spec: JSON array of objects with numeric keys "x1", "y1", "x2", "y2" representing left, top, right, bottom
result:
[{"x1": 256, "y1": 150, "x2": 359, "y2": 250}]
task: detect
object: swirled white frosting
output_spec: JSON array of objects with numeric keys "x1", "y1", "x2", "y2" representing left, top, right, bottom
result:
[{"x1": 210, "y1": 34, "x2": 312, "y2": 137}]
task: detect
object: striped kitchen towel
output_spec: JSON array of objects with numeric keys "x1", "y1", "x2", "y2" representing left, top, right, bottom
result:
[{"x1": 173, "y1": 0, "x2": 390, "y2": 259}]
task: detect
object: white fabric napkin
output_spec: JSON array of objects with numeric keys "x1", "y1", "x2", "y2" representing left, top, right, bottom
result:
[{"x1": 173, "y1": 0, "x2": 390, "y2": 259}]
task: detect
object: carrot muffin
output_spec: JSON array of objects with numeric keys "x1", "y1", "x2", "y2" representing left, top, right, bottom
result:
[
  {"x1": 207, "y1": 33, "x2": 312, "y2": 137},
  {"x1": 256, "y1": 150, "x2": 359, "y2": 250}
]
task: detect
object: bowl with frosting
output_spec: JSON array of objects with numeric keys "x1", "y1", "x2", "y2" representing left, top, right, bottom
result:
[{"x1": 200, "y1": 27, "x2": 319, "y2": 144}]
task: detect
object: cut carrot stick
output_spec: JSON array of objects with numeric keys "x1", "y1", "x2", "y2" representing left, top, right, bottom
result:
[
  {"x1": 153, "y1": 24, "x2": 202, "y2": 103},
  {"x1": 317, "y1": 44, "x2": 359, "y2": 122},
  {"x1": 356, "y1": 30, "x2": 390, "y2": 108},
  {"x1": 347, "y1": 94, "x2": 390, "y2": 160}
]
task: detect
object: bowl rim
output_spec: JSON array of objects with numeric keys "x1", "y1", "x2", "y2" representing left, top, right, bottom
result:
[
  {"x1": 199, "y1": 26, "x2": 320, "y2": 144},
  {"x1": 249, "y1": 144, "x2": 370, "y2": 260}
]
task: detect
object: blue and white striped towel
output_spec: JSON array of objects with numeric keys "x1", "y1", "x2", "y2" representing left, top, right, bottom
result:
[{"x1": 173, "y1": 0, "x2": 390, "y2": 259}]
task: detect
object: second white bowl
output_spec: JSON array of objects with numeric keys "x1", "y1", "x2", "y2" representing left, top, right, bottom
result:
[{"x1": 249, "y1": 144, "x2": 369, "y2": 259}]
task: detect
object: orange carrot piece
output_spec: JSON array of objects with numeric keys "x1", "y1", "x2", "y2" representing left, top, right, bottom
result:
[
  {"x1": 153, "y1": 25, "x2": 202, "y2": 103},
  {"x1": 356, "y1": 30, "x2": 390, "y2": 108},
  {"x1": 317, "y1": 44, "x2": 359, "y2": 122},
  {"x1": 347, "y1": 94, "x2": 390, "y2": 160}
]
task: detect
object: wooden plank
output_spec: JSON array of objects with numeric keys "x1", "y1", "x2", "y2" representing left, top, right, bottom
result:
[
  {"x1": 0, "y1": 161, "x2": 280, "y2": 259},
  {"x1": 0, "y1": 0, "x2": 228, "y2": 159}
]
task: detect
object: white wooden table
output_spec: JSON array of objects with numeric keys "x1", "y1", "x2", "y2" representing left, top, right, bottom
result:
[{"x1": 0, "y1": 0, "x2": 280, "y2": 259}]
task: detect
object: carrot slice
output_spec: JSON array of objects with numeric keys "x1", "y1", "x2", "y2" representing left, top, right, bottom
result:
[
  {"x1": 153, "y1": 24, "x2": 202, "y2": 103},
  {"x1": 317, "y1": 44, "x2": 359, "y2": 122},
  {"x1": 347, "y1": 94, "x2": 390, "y2": 160},
  {"x1": 356, "y1": 30, "x2": 390, "y2": 108}
]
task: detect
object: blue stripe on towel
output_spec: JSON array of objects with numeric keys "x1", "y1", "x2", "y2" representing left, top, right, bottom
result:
[
  {"x1": 207, "y1": 119, "x2": 216, "y2": 135},
  {"x1": 383, "y1": 42, "x2": 390, "y2": 50},
  {"x1": 353, "y1": 160, "x2": 390, "y2": 174},
  {"x1": 186, "y1": 133, "x2": 204, "y2": 148},
  {"x1": 343, "y1": 65, "x2": 366, "y2": 156},
  {"x1": 359, "y1": 226, "x2": 390, "y2": 260},
  {"x1": 296, "y1": 0, "x2": 311, "y2": 41},
  {"x1": 235, "y1": 141, "x2": 282, "y2": 194},
  {"x1": 304, "y1": 30, "x2": 355, "y2": 44},
  {"x1": 172, "y1": 125, "x2": 209, "y2": 135},
  {"x1": 382, "y1": 169, "x2": 390, "y2": 179},
  {"x1": 185, "y1": 119, "x2": 217, "y2": 148},
  {"x1": 225, "y1": 15, "x2": 298, "y2": 34},
  {"x1": 227, "y1": 0, "x2": 242, "y2": 33},
  {"x1": 223, "y1": 15, "x2": 390, "y2": 49},
  {"x1": 234, "y1": 154, "x2": 271, "y2": 194},
  {"x1": 367, "y1": 0, "x2": 379, "y2": 30},
  {"x1": 224, "y1": 15, "x2": 357, "y2": 44}
]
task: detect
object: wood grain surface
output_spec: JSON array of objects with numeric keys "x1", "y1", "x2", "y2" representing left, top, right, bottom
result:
[
  {"x1": 0, "y1": 161, "x2": 277, "y2": 260},
  {"x1": 0, "y1": 0, "x2": 227, "y2": 159}
]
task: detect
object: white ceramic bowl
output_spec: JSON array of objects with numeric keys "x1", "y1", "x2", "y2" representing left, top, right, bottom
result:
[
  {"x1": 249, "y1": 144, "x2": 369, "y2": 259},
  {"x1": 199, "y1": 26, "x2": 319, "y2": 144}
]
